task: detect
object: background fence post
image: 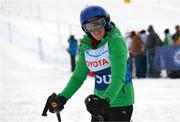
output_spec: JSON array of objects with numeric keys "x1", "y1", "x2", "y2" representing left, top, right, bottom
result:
[
  {"x1": 8, "y1": 22, "x2": 13, "y2": 43},
  {"x1": 57, "y1": 18, "x2": 62, "y2": 47},
  {"x1": 37, "y1": 37, "x2": 45, "y2": 61}
]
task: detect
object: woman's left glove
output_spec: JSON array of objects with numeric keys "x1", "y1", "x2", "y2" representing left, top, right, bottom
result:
[
  {"x1": 48, "y1": 93, "x2": 67, "y2": 113},
  {"x1": 85, "y1": 95, "x2": 110, "y2": 117}
]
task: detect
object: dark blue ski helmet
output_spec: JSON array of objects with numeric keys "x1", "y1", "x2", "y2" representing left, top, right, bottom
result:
[{"x1": 80, "y1": 5, "x2": 111, "y2": 32}]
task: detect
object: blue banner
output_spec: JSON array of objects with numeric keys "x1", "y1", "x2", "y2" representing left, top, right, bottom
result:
[{"x1": 154, "y1": 45, "x2": 180, "y2": 71}]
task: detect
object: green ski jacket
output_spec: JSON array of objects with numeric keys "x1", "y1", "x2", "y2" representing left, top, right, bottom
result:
[{"x1": 59, "y1": 25, "x2": 134, "y2": 107}]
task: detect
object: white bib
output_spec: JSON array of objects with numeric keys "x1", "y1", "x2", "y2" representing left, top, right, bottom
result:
[
  {"x1": 84, "y1": 43, "x2": 110, "y2": 72},
  {"x1": 84, "y1": 42, "x2": 132, "y2": 91},
  {"x1": 84, "y1": 43, "x2": 111, "y2": 90}
]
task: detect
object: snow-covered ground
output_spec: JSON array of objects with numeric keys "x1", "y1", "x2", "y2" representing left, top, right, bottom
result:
[
  {"x1": 1, "y1": 42, "x2": 180, "y2": 122},
  {"x1": 1, "y1": 0, "x2": 180, "y2": 122}
]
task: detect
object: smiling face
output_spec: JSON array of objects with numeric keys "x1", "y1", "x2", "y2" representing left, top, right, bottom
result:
[
  {"x1": 90, "y1": 27, "x2": 105, "y2": 41},
  {"x1": 82, "y1": 17, "x2": 106, "y2": 41}
]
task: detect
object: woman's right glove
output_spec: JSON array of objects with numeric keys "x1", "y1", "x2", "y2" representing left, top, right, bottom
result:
[
  {"x1": 48, "y1": 93, "x2": 67, "y2": 113},
  {"x1": 42, "y1": 92, "x2": 67, "y2": 116}
]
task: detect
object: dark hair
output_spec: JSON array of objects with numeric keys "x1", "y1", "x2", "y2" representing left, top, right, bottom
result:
[
  {"x1": 70, "y1": 35, "x2": 74, "y2": 38},
  {"x1": 148, "y1": 25, "x2": 155, "y2": 33},
  {"x1": 175, "y1": 25, "x2": 180, "y2": 30},
  {"x1": 130, "y1": 31, "x2": 136, "y2": 37},
  {"x1": 140, "y1": 30, "x2": 146, "y2": 34},
  {"x1": 164, "y1": 29, "x2": 169, "y2": 34}
]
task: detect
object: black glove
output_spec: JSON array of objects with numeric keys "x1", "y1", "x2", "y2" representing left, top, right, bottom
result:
[
  {"x1": 48, "y1": 93, "x2": 67, "y2": 113},
  {"x1": 85, "y1": 95, "x2": 110, "y2": 117}
]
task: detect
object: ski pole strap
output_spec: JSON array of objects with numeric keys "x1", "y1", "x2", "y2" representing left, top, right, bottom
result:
[
  {"x1": 92, "y1": 114, "x2": 104, "y2": 122},
  {"x1": 96, "y1": 115, "x2": 104, "y2": 122}
]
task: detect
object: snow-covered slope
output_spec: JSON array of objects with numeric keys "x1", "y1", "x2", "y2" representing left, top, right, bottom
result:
[{"x1": 1, "y1": 0, "x2": 180, "y2": 36}]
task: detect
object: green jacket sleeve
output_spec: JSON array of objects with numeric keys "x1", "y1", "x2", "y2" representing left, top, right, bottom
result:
[
  {"x1": 59, "y1": 47, "x2": 90, "y2": 100},
  {"x1": 102, "y1": 35, "x2": 127, "y2": 102}
]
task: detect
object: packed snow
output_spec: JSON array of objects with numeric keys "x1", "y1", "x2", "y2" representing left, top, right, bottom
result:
[{"x1": 1, "y1": 0, "x2": 180, "y2": 122}]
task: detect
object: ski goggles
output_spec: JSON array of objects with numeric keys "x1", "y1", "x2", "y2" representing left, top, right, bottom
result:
[{"x1": 82, "y1": 18, "x2": 106, "y2": 33}]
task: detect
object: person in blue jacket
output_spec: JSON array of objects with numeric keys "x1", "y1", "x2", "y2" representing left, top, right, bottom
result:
[{"x1": 67, "y1": 35, "x2": 78, "y2": 72}]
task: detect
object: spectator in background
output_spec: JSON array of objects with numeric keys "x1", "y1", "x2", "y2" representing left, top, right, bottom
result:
[
  {"x1": 172, "y1": 25, "x2": 180, "y2": 44},
  {"x1": 139, "y1": 30, "x2": 148, "y2": 45},
  {"x1": 125, "y1": 32, "x2": 133, "y2": 50},
  {"x1": 146, "y1": 25, "x2": 162, "y2": 78},
  {"x1": 162, "y1": 29, "x2": 173, "y2": 78},
  {"x1": 163, "y1": 28, "x2": 173, "y2": 45},
  {"x1": 125, "y1": 32, "x2": 133, "y2": 76},
  {"x1": 139, "y1": 29, "x2": 148, "y2": 77},
  {"x1": 168, "y1": 25, "x2": 180, "y2": 78},
  {"x1": 130, "y1": 31, "x2": 146, "y2": 78},
  {"x1": 67, "y1": 35, "x2": 78, "y2": 72},
  {"x1": 176, "y1": 37, "x2": 180, "y2": 44}
]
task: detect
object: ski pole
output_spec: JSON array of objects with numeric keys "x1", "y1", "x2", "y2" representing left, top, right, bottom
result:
[
  {"x1": 42, "y1": 96, "x2": 51, "y2": 116},
  {"x1": 56, "y1": 111, "x2": 61, "y2": 122}
]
